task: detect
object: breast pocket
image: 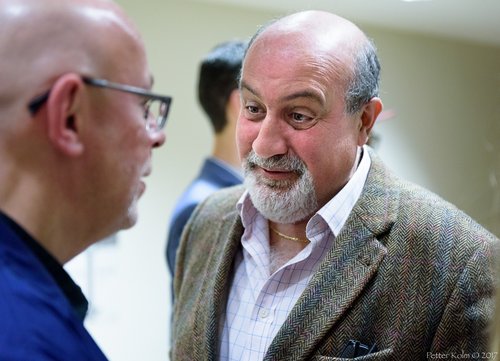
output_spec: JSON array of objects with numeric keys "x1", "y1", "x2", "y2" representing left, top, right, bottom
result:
[{"x1": 311, "y1": 348, "x2": 393, "y2": 360}]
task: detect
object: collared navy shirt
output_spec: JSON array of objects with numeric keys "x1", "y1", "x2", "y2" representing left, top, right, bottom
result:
[{"x1": 0, "y1": 212, "x2": 88, "y2": 321}]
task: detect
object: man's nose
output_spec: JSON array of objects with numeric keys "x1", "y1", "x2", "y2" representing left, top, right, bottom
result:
[
  {"x1": 252, "y1": 115, "x2": 288, "y2": 159},
  {"x1": 150, "y1": 128, "x2": 166, "y2": 148}
]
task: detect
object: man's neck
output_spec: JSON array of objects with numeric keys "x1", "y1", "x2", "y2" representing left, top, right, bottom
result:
[
  {"x1": 268, "y1": 219, "x2": 310, "y2": 273},
  {"x1": 212, "y1": 131, "x2": 241, "y2": 169}
]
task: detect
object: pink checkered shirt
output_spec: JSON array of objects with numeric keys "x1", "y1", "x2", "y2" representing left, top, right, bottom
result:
[{"x1": 219, "y1": 147, "x2": 372, "y2": 360}]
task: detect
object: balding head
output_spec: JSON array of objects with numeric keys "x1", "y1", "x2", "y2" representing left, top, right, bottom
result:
[
  {"x1": 243, "y1": 10, "x2": 380, "y2": 115},
  {"x1": 0, "y1": 0, "x2": 165, "y2": 262},
  {"x1": 251, "y1": 10, "x2": 365, "y2": 52},
  {"x1": 0, "y1": 0, "x2": 147, "y2": 118}
]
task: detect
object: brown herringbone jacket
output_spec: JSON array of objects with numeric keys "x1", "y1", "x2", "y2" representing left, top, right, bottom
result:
[{"x1": 172, "y1": 150, "x2": 498, "y2": 360}]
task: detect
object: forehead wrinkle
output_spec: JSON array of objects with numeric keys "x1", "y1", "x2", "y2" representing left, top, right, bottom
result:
[
  {"x1": 248, "y1": 11, "x2": 365, "y2": 97},
  {"x1": 245, "y1": 40, "x2": 348, "y2": 110},
  {"x1": 240, "y1": 80, "x2": 260, "y2": 98},
  {"x1": 308, "y1": 53, "x2": 350, "y2": 99},
  {"x1": 241, "y1": 78, "x2": 324, "y2": 107},
  {"x1": 282, "y1": 90, "x2": 325, "y2": 107}
]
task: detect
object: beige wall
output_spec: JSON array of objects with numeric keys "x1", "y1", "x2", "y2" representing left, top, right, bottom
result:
[{"x1": 66, "y1": 1, "x2": 500, "y2": 360}]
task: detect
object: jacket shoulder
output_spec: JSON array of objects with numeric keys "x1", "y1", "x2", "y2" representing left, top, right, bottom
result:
[
  {"x1": 363, "y1": 150, "x2": 498, "y2": 247},
  {"x1": 192, "y1": 184, "x2": 245, "y2": 220}
]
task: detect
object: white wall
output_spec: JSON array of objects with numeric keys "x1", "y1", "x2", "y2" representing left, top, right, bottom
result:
[
  {"x1": 370, "y1": 27, "x2": 500, "y2": 234},
  {"x1": 66, "y1": 1, "x2": 500, "y2": 360}
]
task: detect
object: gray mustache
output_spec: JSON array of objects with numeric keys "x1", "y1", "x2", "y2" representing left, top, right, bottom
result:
[{"x1": 245, "y1": 151, "x2": 306, "y2": 174}]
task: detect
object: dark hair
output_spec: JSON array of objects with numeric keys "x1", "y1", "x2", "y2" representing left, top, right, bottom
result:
[
  {"x1": 344, "y1": 39, "x2": 380, "y2": 115},
  {"x1": 198, "y1": 40, "x2": 247, "y2": 133}
]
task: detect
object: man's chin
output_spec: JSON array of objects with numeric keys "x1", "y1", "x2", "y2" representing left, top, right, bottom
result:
[
  {"x1": 122, "y1": 204, "x2": 139, "y2": 229},
  {"x1": 247, "y1": 185, "x2": 318, "y2": 224}
]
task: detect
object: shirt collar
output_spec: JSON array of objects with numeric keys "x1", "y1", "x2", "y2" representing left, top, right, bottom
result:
[
  {"x1": 311, "y1": 145, "x2": 371, "y2": 237},
  {"x1": 0, "y1": 212, "x2": 89, "y2": 321}
]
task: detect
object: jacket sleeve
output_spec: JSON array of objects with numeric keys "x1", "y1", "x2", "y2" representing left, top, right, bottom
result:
[{"x1": 430, "y1": 241, "x2": 495, "y2": 354}]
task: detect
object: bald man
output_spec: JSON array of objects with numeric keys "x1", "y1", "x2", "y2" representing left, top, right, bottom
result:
[
  {"x1": 171, "y1": 10, "x2": 498, "y2": 360},
  {"x1": 0, "y1": 0, "x2": 170, "y2": 359}
]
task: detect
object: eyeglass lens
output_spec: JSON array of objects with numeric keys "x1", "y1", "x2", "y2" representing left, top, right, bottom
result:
[{"x1": 145, "y1": 99, "x2": 170, "y2": 130}]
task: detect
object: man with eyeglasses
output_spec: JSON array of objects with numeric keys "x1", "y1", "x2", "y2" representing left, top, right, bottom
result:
[{"x1": 0, "y1": 0, "x2": 170, "y2": 359}]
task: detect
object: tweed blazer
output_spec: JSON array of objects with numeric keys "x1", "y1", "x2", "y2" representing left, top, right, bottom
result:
[{"x1": 172, "y1": 150, "x2": 498, "y2": 361}]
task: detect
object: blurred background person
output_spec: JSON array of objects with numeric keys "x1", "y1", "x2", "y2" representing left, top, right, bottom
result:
[{"x1": 166, "y1": 40, "x2": 247, "y2": 278}]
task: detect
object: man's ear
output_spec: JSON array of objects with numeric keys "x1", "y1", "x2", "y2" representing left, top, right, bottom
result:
[
  {"x1": 358, "y1": 97, "x2": 383, "y2": 146},
  {"x1": 45, "y1": 73, "x2": 85, "y2": 156}
]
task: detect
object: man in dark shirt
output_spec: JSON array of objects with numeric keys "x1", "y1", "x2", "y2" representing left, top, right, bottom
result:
[
  {"x1": 0, "y1": 0, "x2": 170, "y2": 359},
  {"x1": 166, "y1": 41, "x2": 246, "y2": 278}
]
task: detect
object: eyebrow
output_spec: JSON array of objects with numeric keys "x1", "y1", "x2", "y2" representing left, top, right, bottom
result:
[
  {"x1": 282, "y1": 90, "x2": 325, "y2": 106},
  {"x1": 240, "y1": 80, "x2": 325, "y2": 106}
]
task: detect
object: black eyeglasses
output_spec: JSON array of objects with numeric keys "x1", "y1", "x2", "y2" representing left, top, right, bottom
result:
[{"x1": 28, "y1": 76, "x2": 172, "y2": 131}]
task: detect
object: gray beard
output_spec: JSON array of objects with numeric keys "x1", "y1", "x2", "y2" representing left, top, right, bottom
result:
[{"x1": 243, "y1": 151, "x2": 318, "y2": 224}]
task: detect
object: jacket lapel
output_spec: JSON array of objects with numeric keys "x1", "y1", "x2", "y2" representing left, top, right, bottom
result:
[
  {"x1": 264, "y1": 150, "x2": 398, "y2": 360},
  {"x1": 203, "y1": 210, "x2": 243, "y2": 360},
  {"x1": 264, "y1": 218, "x2": 387, "y2": 360}
]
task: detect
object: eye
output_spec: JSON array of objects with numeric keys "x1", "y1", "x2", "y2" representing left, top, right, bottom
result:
[
  {"x1": 243, "y1": 102, "x2": 266, "y2": 121},
  {"x1": 291, "y1": 112, "x2": 310, "y2": 122},
  {"x1": 247, "y1": 105, "x2": 259, "y2": 114},
  {"x1": 287, "y1": 111, "x2": 318, "y2": 130}
]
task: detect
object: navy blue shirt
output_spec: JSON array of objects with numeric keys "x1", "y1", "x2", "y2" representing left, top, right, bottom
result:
[
  {"x1": 0, "y1": 211, "x2": 108, "y2": 360},
  {"x1": 0, "y1": 212, "x2": 89, "y2": 320}
]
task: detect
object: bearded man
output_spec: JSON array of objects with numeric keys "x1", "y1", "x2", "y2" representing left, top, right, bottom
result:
[{"x1": 171, "y1": 10, "x2": 497, "y2": 361}]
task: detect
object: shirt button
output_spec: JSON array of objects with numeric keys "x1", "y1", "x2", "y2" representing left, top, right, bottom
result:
[{"x1": 259, "y1": 309, "x2": 270, "y2": 319}]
